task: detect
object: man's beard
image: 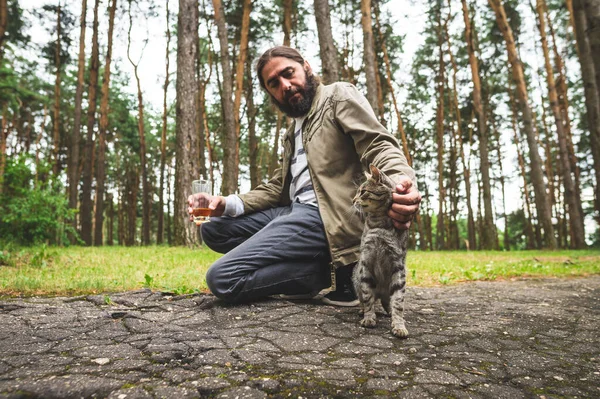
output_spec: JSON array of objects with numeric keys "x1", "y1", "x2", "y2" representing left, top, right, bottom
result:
[{"x1": 272, "y1": 71, "x2": 318, "y2": 118}]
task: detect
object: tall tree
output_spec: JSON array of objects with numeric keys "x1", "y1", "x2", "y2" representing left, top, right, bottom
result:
[
  {"x1": 488, "y1": 0, "x2": 557, "y2": 248},
  {"x1": 246, "y1": 57, "x2": 260, "y2": 189},
  {"x1": 69, "y1": 0, "x2": 87, "y2": 230},
  {"x1": 80, "y1": 0, "x2": 101, "y2": 246},
  {"x1": 314, "y1": 0, "x2": 339, "y2": 84},
  {"x1": 158, "y1": 0, "x2": 171, "y2": 245},
  {"x1": 51, "y1": 4, "x2": 62, "y2": 177},
  {"x1": 462, "y1": 0, "x2": 496, "y2": 249},
  {"x1": 584, "y1": 0, "x2": 600, "y2": 96},
  {"x1": 374, "y1": 3, "x2": 410, "y2": 164},
  {"x1": 360, "y1": 0, "x2": 379, "y2": 115},
  {"x1": 174, "y1": 0, "x2": 200, "y2": 246},
  {"x1": 127, "y1": 0, "x2": 151, "y2": 245},
  {"x1": 232, "y1": 0, "x2": 251, "y2": 190},
  {"x1": 435, "y1": 4, "x2": 446, "y2": 250},
  {"x1": 94, "y1": 0, "x2": 116, "y2": 246},
  {"x1": 0, "y1": 0, "x2": 7, "y2": 58},
  {"x1": 535, "y1": 0, "x2": 586, "y2": 248},
  {"x1": 572, "y1": 0, "x2": 600, "y2": 219},
  {"x1": 212, "y1": 0, "x2": 237, "y2": 195}
]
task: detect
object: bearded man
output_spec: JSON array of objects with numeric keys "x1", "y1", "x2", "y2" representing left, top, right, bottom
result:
[{"x1": 188, "y1": 46, "x2": 420, "y2": 306}]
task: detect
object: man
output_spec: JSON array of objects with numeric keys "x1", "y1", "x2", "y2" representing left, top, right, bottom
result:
[{"x1": 188, "y1": 46, "x2": 420, "y2": 306}]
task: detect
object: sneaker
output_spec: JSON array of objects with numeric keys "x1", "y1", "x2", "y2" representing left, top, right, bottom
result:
[
  {"x1": 321, "y1": 265, "x2": 359, "y2": 307},
  {"x1": 321, "y1": 288, "x2": 359, "y2": 307}
]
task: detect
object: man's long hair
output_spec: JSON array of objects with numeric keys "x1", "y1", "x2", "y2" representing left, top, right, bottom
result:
[{"x1": 257, "y1": 46, "x2": 312, "y2": 90}]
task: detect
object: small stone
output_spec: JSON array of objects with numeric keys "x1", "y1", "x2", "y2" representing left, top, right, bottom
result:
[
  {"x1": 92, "y1": 358, "x2": 110, "y2": 365},
  {"x1": 553, "y1": 376, "x2": 564, "y2": 381},
  {"x1": 118, "y1": 395, "x2": 127, "y2": 399},
  {"x1": 408, "y1": 348, "x2": 417, "y2": 354}
]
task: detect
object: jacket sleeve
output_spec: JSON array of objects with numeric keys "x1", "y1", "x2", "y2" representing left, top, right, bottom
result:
[
  {"x1": 333, "y1": 83, "x2": 416, "y2": 186},
  {"x1": 237, "y1": 166, "x2": 286, "y2": 214}
]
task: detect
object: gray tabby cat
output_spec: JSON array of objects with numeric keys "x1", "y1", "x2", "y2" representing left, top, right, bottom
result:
[{"x1": 352, "y1": 164, "x2": 409, "y2": 338}]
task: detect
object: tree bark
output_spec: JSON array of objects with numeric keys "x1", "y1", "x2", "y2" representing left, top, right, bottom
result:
[
  {"x1": 314, "y1": 0, "x2": 339, "y2": 84},
  {"x1": 127, "y1": 1, "x2": 151, "y2": 245},
  {"x1": 435, "y1": 7, "x2": 446, "y2": 250},
  {"x1": 584, "y1": 0, "x2": 600, "y2": 98},
  {"x1": 283, "y1": 0, "x2": 292, "y2": 45},
  {"x1": 158, "y1": 0, "x2": 171, "y2": 245},
  {"x1": 509, "y1": 86, "x2": 537, "y2": 249},
  {"x1": 360, "y1": 0, "x2": 379, "y2": 115},
  {"x1": 375, "y1": 4, "x2": 410, "y2": 164},
  {"x1": 232, "y1": 0, "x2": 251, "y2": 189},
  {"x1": 461, "y1": 0, "x2": 496, "y2": 249},
  {"x1": 80, "y1": 0, "x2": 101, "y2": 246},
  {"x1": 69, "y1": 0, "x2": 87, "y2": 231},
  {"x1": 246, "y1": 57, "x2": 260, "y2": 189},
  {"x1": 174, "y1": 0, "x2": 200, "y2": 246},
  {"x1": 489, "y1": 0, "x2": 557, "y2": 249},
  {"x1": 572, "y1": 0, "x2": 600, "y2": 221},
  {"x1": 52, "y1": 5, "x2": 62, "y2": 177},
  {"x1": 0, "y1": 0, "x2": 7, "y2": 59},
  {"x1": 94, "y1": 0, "x2": 116, "y2": 246},
  {"x1": 535, "y1": 0, "x2": 586, "y2": 248},
  {"x1": 212, "y1": 0, "x2": 237, "y2": 195}
]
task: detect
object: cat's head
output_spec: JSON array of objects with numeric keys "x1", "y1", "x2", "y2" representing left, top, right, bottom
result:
[{"x1": 353, "y1": 164, "x2": 394, "y2": 214}]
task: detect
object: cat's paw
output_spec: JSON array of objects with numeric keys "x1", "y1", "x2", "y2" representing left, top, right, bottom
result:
[
  {"x1": 392, "y1": 325, "x2": 408, "y2": 338},
  {"x1": 360, "y1": 317, "x2": 377, "y2": 328}
]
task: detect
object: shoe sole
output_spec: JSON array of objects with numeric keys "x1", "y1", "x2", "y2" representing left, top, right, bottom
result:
[{"x1": 320, "y1": 298, "x2": 360, "y2": 307}]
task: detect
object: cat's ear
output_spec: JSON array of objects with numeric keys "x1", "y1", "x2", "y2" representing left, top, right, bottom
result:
[{"x1": 369, "y1": 164, "x2": 381, "y2": 182}]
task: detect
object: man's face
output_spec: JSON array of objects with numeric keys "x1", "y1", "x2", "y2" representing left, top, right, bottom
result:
[{"x1": 261, "y1": 57, "x2": 317, "y2": 118}]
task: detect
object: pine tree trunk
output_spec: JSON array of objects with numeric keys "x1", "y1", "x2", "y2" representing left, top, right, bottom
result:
[
  {"x1": 462, "y1": 0, "x2": 496, "y2": 249},
  {"x1": 80, "y1": 0, "x2": 101, "y2": 246},
  {"x1": 158, "y1": 0, "x2": 171, "y2": 243},
  {"x1": 375, "y1": 4, "x2": 410, "y2": 164},
  {"x1": 212, "y1": 0, "x2": 237, "y2": 195},
  {"x1": 435, "y1": 7, "x2": 446, "y2": 250},
  {"x1": 246, "y1": 58, "x2": 260, "y2": 189},
  {"x1": 572, "y1": 0, "x2": 600, "y2": 221},
  {"x1": 584, "y1": 0, "x2": 600, "y2": 98},
  {"x1": 283, "y1": 0, "x2": 292, "y2": 45},
  {"x1": 94, "y1": 0, "x2": 116, "y2": 247},
  {"x1": 52, "y1": 5, "x2": 62, "y2": 177},
  {"x1": 509, "y1": 87, "x2": 537, "y2": 249},
  {"x1": 69, "y1": 0, "x2": 87, "y2": 229},
  {"x1": 489, "y1": 0, "x2": 557, "y2": 249},
  {"x1": 0, "y1": 0, "x2": 7, "y2": 59},
  {"x1": 174, "y1": 0, "x2": 200, "y2": 246},
  {"x1": 127, "y1": 1, "x2": 151, "y2": 245},
  {"x1": 314, "y1": 0, "x2": 339, "y2": 84},
  {"x1": 106, "y1": 193, "x2": 113, "y2": 245},
  {"x1": 232, "y1": 0, "x2": 251, "y2": 190},
  {"x1": 158, "y1": 0, "x2": 171, "y2": 245},
  {"x1": 536, "y1": 0, "x2": 586, "y2": 248},
  {"x1": 360, "y1": 0, "x2": 379, "y2": 115}
]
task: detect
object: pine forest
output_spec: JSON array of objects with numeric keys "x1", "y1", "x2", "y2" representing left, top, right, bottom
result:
[{"x1": 1, "y1": 0, "x2": 600, "y2": 251}]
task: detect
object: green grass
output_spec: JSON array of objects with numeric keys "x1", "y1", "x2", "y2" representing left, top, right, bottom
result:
[{"x1": 0, "y1": 246, "x2": 599, "y2": 297}]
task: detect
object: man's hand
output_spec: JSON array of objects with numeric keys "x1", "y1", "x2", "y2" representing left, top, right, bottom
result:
[
  {"x1": 187, "y1": 193, "x2": 227, "y2": 223},
  {"x1": 388, "y1": 176, "x2": 421, "y2": 230}
]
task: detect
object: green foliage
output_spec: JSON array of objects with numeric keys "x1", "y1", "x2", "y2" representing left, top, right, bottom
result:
[{"x1": 0, "y1": 156, "x2": 79, "y2": 246}]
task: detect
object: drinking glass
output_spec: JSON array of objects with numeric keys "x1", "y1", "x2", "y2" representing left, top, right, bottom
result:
[{"x1": 191, "y1": 179, "x2": 212, "y2": 225}]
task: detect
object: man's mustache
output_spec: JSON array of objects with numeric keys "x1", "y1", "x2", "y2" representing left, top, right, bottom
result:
[{"x1": 284, "y1": 87, "x2": 302, "y2": 102}]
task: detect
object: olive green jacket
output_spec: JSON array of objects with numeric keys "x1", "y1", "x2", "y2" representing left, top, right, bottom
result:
[{"x1": 238, "y1": 82, "x2": 415, "y2": 268}]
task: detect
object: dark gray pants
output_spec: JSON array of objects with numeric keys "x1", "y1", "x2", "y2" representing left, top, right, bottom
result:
[{"x1": 201, "y1": 202, "x2": 332, "y2": 303}]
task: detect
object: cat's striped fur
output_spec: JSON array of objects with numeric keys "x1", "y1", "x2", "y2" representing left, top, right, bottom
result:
[{"x1": 352, "y1": 165, "x2": 409, "y2": 338}]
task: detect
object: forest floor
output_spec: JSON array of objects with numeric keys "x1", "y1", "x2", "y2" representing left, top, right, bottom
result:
[{"x1": 0, "y1": 276, "x2": 599, "y2": 398}]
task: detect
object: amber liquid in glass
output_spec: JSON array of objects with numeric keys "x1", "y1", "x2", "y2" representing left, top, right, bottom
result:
[{"x1": 192, "y1": 208, "x2": 211, "y2": 225}]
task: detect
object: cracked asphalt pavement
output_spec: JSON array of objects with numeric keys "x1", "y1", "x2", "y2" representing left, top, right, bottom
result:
[{"x1": 0, "y1": 276, "x2": 599, "y2": 398}]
